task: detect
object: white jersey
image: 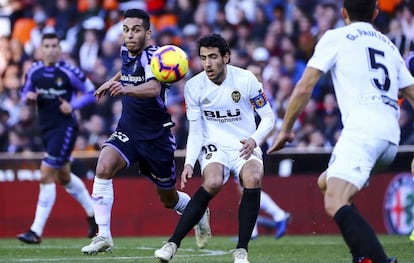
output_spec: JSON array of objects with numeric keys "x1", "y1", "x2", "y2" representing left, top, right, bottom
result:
[
  {"x1": 184, "y1": 65, "x2": 274, "y2": 165},
  {"x1": 308, "y1": 22, "x2": 414, "y2": 145}
]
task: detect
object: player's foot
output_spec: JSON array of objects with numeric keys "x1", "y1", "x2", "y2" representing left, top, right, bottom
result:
[
  {"x1": 354, "y1": 257, "x2": 372, "y2": 263},
  {"x1": 275, "y1": 212, "x2": 290, "y2": 239},
  {"x1": 410, "y1": 230, "x2": 414, "y2": 241},
  {"x1": 354, "y1": 257, "x2": 397, "y2": 263},
  {"x1": 17, "y1": 230, "x2": 41, "y2": 244},
  {"x1": 231, "y1": 248, "x2": 249, "y2": 263},
  {"x1": 81, "y1": 236, "x2": 113, "y2": 255},
  {"x1": 154, "y1": 241, "x2": 177, "y2": 262},
  {"x1": 87, "y1": 216, "x2": 98, "y2": 238},
  {"x1": 194, "y1": 207, "x2": 211, "y2": 248}
]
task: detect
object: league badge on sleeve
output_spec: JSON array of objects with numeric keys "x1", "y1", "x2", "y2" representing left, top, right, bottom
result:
[{"x1": 250, "y1": 90, "x2": 269, "y2": 109}]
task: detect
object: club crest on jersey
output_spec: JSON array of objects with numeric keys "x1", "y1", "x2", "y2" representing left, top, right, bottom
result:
[
  {"x1": 383, "y1": 173, "x2": 414, "y2": 235},
  {"x1": 56, "y1": 77, "x2": 63, "y2": 87},
  {"x1": 250, "y1": 90, "x2": 268, "y2": 109},
  {"x1": 231, "y1": 90, "x2": 241, "y2": 103}
]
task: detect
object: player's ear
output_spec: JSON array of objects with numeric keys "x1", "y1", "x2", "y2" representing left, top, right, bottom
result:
[
  {"x1": 372, "y1": 8, "x2": 379, "y2": 21},
  {"x1": 341, "y1": 7, "x2": 348, "y2": 21},
  {"x1": 146, "y1": 29, "x2": 151, "y2": 40},
  {"x1": 223, "y1": 52, "x2": 231, "y2": 64}
]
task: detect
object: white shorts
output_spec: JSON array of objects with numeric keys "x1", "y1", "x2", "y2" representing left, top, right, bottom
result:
[
  {"x1": 327, "y1": 134, "x2": 397, "y2": 190},
  {"x1": 198, "y1": 143, "x2": 263, "y2": 185}
]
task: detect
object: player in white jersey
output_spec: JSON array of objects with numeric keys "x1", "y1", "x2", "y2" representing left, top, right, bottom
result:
[
  {"x1": 155, "y1": 34, "x2": 275, "y2": 263},
  {"x1": 267, "y1": 1, "x2": 414, "y2": 263}
]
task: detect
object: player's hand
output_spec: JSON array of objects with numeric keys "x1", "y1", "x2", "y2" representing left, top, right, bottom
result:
[
  {"x1": 95, "y1": 81, "x2": 121, "y2": 101},
  {"x1": 108, "y1": 82, "x2": 125, "y2": 97},
  {"x1": 266, "y1": 131, "x2": 295, "y2": 154},
  {"x1": 180, "y1": 164, "x2": 194, "y2": 189},
  {"x1": 58, "y1": 97, "x2": 72, "y2": 114},
  {"x1": 240, "y1": 138, "x2": 257, "y2": 160},
  {"x1": 24, "y1": 91, "x2": 38, "y2": 104}
]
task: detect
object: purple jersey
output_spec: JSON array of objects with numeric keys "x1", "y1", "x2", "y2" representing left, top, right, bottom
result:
[
  {"x1": 116, "y1": 44, "x2": 173, "y2": 140},
  {"x1": 21, "y1": 60, "x2": 95, "y2": 132}
]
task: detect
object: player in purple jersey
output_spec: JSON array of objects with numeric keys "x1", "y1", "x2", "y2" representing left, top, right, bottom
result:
[
  {"x1": 17, "y1": 33, "x2": 97, "y2": 244},
  {"x1": 81, "y1": 9, "x2": 210, "y2": 255}
]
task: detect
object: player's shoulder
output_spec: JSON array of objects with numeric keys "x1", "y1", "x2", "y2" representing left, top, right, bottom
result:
[
  {"x1": 227, "y1": 65, "x2": 256, "y2": 82},
  {"x1": 57, "y1": 60, "x2": 86, "y2": 80},
  {"x1": 26, "y1": 60, "x2": 44, "y2": 75},
  {"x1": 228, "y1": 64, "x2": 252, "y2": 75},
  {"x1": 143, "y1": 45, "x2": 158, "y2": 59},
  {"x1": 186, "y1": 70, "x2": 206, "y2": 86}
]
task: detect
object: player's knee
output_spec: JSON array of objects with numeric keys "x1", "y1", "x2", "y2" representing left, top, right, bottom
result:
[
  {"x1": 241, "y1": 172, "x2": 262, "y2": 189},
  {"x1": 95, "y1": 163, "x2": 114, "y2": 179},
  {"x1": 160, "y1": 196, "x2": 178, "y2": 209},
  {"x1": 202, "y1": 182, "x2": 222, "y2": 195},
  {"x1": 323, "y1": 192, "x2": 343, "y2": 218},
  {"x1": 157, "y1": 189, "x2": 179, "y2": 209},
  {"x1": 317, "y1": 173, "x2": 327, "y2": 194}
]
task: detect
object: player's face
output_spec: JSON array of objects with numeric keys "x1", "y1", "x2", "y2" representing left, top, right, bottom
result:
[
  {"x1": 41, "y1": 38, "x2": 61, "y2": 65},
  {"x1": 123, "y1": 17, "x2": 150, "y2": 56},
  {"x1": 199, "y1": 47, "x2": 230, "y2": 85}
]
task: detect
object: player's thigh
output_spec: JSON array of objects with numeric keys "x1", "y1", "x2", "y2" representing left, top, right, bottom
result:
[
  {"x1": 138, "y1": 132, "x2": 177, "y2": 189},
  {"x1": 199, "y1": 145, "x2": 230, "y2": 186},
  {"x1": 239, "y1": 159, "x2": 263, "y2": 188},
  {"x1": 42, "y1": 127, "x2": 77, "y2": 168},
  {"x1": 202, "y1": 162, "x2": 225, "y2": 194},
  {"x1": 96, "y1": 143, "x2": 127, "y2": 179},
  {"x1": 234, "y1": 147, "x2": 263, "y2": 188}
]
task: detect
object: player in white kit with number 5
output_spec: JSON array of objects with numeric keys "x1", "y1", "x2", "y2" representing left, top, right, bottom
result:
[{"x1": 267, "y1": 0, "x2": 414, "y2": 262}]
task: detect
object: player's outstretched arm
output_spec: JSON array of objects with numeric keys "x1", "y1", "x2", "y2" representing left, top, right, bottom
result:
[
  {"x1": 94, "y1": 71, "x2": 121, "y2": 100},
  {"x1": 267, "y1": 67, "x2": 322, "y2": 154}
]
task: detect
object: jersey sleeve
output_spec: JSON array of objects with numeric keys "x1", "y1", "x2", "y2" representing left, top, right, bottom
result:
[
  {"x1": 307, "y1": 30, "x2": 338, "y2": 73},
  {"x1": 247, "y1": 73, "x2": 275, "y2": 146},
  {"x1": 399, "y1": 56, "x2": 414, "y2": 89},
  {"x1": 183, "y1": 80, "x2": 203, "y2": 167},
  {"x1": 184, "y1": 81, "x2": 201, "y2": 121},
  {"x1": 20, "y1": 62, "x2": 40, "y2": 100}
]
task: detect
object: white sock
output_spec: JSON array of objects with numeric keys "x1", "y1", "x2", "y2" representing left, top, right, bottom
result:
[
  {"x1": 30, "y1": 183, "x2": 56, "y2": 237},
  {"x1": 260, "y1": 191, "x2": 286, "y2": 222},
  {"x1": 65, "y1": 173, "x2": 94, "y2": 217},
  {"x1": 92, "y1": 177, "x2": 113, "y2": 239},
  {"x1": 251, "y1": 222, "x2": 258, "y2": 238},
  {"x1": 173, "y1": 191, "x2": 190, "y2": 215}
]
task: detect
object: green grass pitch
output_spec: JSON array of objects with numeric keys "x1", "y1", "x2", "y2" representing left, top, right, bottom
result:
[{"x1": 1, "y1": 235, "x2": 413, "y2": 262}]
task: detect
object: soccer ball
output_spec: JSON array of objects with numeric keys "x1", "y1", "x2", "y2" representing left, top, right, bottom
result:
[{"x1": 150, "y1": 45, "x2": 189, "y2": 83}]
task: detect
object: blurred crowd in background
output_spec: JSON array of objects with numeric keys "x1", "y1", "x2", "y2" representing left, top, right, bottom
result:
[{"x1": 0, "y1": 0, "x2": 413, "y2": 154}]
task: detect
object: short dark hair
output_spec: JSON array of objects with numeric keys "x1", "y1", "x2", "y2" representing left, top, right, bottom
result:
[
  {"x1": 41, "y1": 33, "x2": 60, "y2": 42},
  {"x1": 124, "y1": 9, "x2": 150, "y2": 30},
  {"x1": 198, "y1": 33, "x2": 231, "y2": 58},
  {"x1": 343, "y1": 0, "x2": 377, "y2": 22}
]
